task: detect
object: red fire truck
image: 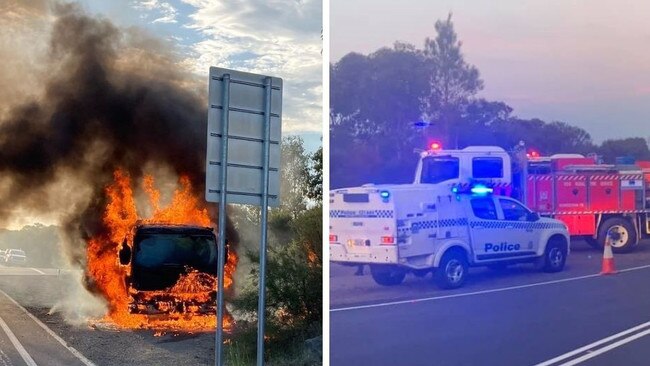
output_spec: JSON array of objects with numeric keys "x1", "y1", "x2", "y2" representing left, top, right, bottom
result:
[
  {"x1": 518, "y1": 151, "x2": 650, "y2": 252},
  {"x1": 410, "y1": 143, "x2": 650, "y2": 252}
]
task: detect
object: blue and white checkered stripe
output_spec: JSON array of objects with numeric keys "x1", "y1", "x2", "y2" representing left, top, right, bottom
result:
[
  {"x1": 410, "y1": 218, "x2": 469, "y2": 231},
  {"x1": 330, "y1": 210, "x2": 394, "y2": 218},
  {"x1": 469, "y1": 221, "x2": 565, "y2": 230},
  {"x1": 401, "y1": 218, "x2": 563, "y2": 232}
]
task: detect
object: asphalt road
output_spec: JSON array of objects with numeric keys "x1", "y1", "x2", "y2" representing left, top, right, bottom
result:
[
  {"x1": 330, "y1": 240, "x2": 650, "y2": 365},
  {"x1": 0, "y1": 265, "x2": 222, "y2": 366}
]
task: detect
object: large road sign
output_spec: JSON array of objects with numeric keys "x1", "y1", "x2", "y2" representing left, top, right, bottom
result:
[
  {"x1": 205, "y1": 67, "x2": 282, "y2": 206},
  {"x1": 205, "y1": 67, "x2": 282, "y2": 366}
]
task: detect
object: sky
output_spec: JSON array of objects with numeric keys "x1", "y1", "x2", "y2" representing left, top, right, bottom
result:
[
  {"x1": 80, "y1": 0, "x2": 323, "y2": 152},
  {"x1": 0, "y1": 0, "x2": 322, "y2": 229},
  {"x1": 331, "y1": 0, "x2": 650, "y2": 143}
]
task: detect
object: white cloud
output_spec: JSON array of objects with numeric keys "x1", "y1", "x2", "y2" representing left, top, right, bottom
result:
[
  {"x1": 131, "y1": 0, "x2": 178, "y2": 24},
  {"x1": 179, "y1": 0, "x2": 323, "y2": 134}
]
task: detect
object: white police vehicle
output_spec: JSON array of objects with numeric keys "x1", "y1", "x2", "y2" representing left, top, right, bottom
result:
[{"x1": 329, "y1": 184, "x2": 570, "y2": 289}]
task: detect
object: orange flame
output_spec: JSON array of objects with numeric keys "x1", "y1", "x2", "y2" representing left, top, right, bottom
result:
[{"x1": 86, "y1": 169, "x2": 237, "y2": 331}]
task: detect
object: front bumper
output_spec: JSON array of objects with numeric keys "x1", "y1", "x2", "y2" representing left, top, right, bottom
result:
[
  {"x1": 330, "y1": 243, "x2": 398, "y2": 264},
  {"x1": 128, "y1": 291, "x2": 216, "y2": 315}
]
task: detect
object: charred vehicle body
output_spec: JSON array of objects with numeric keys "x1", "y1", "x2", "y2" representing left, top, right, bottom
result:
[{"x1": 119, "y1": 224, "x2": 228, "y2": 315}]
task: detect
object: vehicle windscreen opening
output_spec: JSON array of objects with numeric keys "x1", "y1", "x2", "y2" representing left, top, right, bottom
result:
[
  {"x1": 421, "y1": 156, "x2": 460, "y2": 184},
  {"x1": 134, "y1": 234, "x2": 217, "y2": 272},
  {"x1": 472, "y1": 157, "x2": 503, "y2": 178}
]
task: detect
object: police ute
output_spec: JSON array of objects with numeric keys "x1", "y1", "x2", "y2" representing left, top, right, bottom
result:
[{"x1": 329, "y1": 145, "x2": 570, "y2": 289}]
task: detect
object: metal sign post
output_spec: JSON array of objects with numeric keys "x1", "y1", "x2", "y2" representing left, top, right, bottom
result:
[
  {"x1": 205, "y1": 67, "x2": 282, "y2": 366},
  {"x1": 215, "y1": 73, "x2": 230, "y2": 366},
  {"x1": 256, "y1": 77, "x2": 273, "y2": 365}
]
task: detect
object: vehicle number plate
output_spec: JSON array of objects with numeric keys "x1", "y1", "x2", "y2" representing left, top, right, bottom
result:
[{"x1": 346, "y1": 239, "x2": 369, "y2": 254}]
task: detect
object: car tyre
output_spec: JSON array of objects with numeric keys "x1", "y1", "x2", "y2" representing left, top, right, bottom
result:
[
  {"x1": 597, "y1": 218, "x2": 637, "y2": 253},
  {"x1": 543, "y1": 237, "x2": 567, "y2": 273},
  {"x1": 370, "y1": 264, "x2": 406, "y2": 286},
  {"x1": 434, "y1": 250, "x2": 468, "y2": 289}
]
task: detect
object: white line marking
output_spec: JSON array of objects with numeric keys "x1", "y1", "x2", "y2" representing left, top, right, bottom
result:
[
  {"x1": 558, "y1": 327, "x2": 650, "y2": 366},
  {"x1": 0, "y1": 315, "x2": 37, "y2": 366},
  {"x1": 534, "y1": 320, "x2": 650, "y2": 366},
  {"x1": 0, "y1": 289, "x2": 96, "y2": 366},
  {"x1": 30, "y1": 268, "x2": 46, "y2": 275},
  {"x1": 330, "y1": 264, "x2": 650, "y2": 312}
]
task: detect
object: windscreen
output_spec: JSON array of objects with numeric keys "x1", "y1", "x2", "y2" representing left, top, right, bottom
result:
[
  {"x1": 421, "y1": 156, "x2": 460, "y2": 184},
  {"x1": 134, "y1": 233, "x2": 216, "y2": 272}
]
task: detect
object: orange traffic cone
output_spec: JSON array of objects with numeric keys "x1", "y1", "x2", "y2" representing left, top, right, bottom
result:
[{"x1": 600, "y1": 235, "x2": 617, "y2": 275}]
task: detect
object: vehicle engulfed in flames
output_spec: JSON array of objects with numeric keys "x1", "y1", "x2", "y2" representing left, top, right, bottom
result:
[
  {"x1": 118, "y1": 223, "x2": 228, "y2": 316},
  {"x1": 86, "y1": 170, "x2": 237, "y2": 331}
]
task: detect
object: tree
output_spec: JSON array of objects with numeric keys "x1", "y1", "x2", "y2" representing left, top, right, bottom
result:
[
  {"x1": 306, "y1": 146, "x2": 322, "y2": 201},
  {"x1": 423, "y1": 13, "x2": 483, "y2": 147},
  {"x1": 279, "y1": 136, "x2": 310, "y2": 216},
  {"x1": 330, "y1": 44, "x2": 430, "y2": 188},
  {"x1": 229, "y1": 137, "x2": 322, "y2": 364},
  {"x1": 599, "y1": 138, "x2": 650, "y2": 163},
  {"x1": 455, "y1": 99, "x2": 513, "y2": 147}
]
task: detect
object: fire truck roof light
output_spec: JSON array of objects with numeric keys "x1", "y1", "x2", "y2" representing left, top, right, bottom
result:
[
  {"x1": 430, "y1": 142, "x2": 442, "y2": 151},
  {"x1": 380, "y1": 190, "x2": 390, "y2": 199}
]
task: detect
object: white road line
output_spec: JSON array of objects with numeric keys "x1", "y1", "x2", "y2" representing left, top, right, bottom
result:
[
  {"x1": 559, "y1": 327, "x2": 650, "y2": 366},
  {"x1": 0, "y1": 289, "x2": 96, "y2": 366},
  {"x1": 30, "y1": 268, "x2": 46, "y2": 275},
  {"x1": 330, "y1": 264, "x2": 650, "y2": 312},
  {"x1": 534, "y1": 320, "x2": 650, "y2": 366},
  {"x1": 0, "y1": 348, "x2": 11, "y2": 366},
  {"x1": 0, "y1": 315, "x2": 37, "y2": 366}
]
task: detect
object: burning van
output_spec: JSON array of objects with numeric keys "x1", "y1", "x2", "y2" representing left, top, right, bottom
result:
[{"x1": 118, "y1": 223, "x2": 228, "y2": 315}]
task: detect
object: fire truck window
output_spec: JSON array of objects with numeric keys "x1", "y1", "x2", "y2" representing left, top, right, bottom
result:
[
  {"x1": 472, "y1": 157, "x2": 503, "y2": 178},
  {"x1": 421, "y1": 156, "x2": 459, "y2": 184},
  {"x1": 470, "y1": 198, "x2": 498, "y2": 220},
  {"x1": 499, "y1": 199, "x2": 529, "y2": 221}
]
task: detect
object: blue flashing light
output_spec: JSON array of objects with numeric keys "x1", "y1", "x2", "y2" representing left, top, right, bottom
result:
[
  {"x1": 452, "y1": 184, "x2": 494, "y2": 196},
  {"x1": 380, "y1": 190, "x2": 390, "y2": 199},
  {"x1": 470, "y1": 185, "x2": 493, "y2": 195}
]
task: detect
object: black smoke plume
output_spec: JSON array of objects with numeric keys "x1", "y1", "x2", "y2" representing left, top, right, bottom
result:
[{"x1": 0, "y1": 3, "x2": 237, "y2": 270}]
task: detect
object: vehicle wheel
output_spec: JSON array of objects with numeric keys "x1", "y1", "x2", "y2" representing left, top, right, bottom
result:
[
  {"x1": 598, "y1": 218, "x2": 637, "y2": 253},
  {"x1": 370, "y1": 265, "x2": 406, "y2": 286},
  {"x1": 434, "y1": 250, "x2": 468, "y2": 289},
  {"x1": 412, "y1": 269, "x2": 430, "y2": 278},
  {"x1": 543, "y1": 237, "x2": 567, "y2": 273}
]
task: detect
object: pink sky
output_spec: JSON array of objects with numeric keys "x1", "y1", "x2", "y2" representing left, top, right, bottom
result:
[{"x1": 331, "y1": 0, "x2": 650, "y2": 142}]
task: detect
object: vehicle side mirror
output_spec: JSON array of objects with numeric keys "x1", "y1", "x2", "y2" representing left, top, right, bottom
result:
[
  {"x1": 527, "y1": 212, "x2": 540, "y2": 222},
  {"x1": 119, "y1": 240, "x2": 131, "y2": 265}
]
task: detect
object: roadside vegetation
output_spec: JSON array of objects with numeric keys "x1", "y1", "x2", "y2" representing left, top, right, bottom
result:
[{"x1": 227, "y1": 136, "x2": 322, "y2": 365}]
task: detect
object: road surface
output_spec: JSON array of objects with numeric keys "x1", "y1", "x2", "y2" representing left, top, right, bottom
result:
[
  {"x1": 0, "y1": 265, "x2": 223, "y2": 365},
  {"x1": 330, "y1": 241, "x2": 650, "y2": 365}
]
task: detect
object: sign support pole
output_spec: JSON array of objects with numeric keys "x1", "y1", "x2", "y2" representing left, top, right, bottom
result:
[
  {"x1": 215, "y1": 73, "x2": 230, "y2": 366},
  {"x1": 256, "y1": 76, "x2": 273, "y2": 366}
]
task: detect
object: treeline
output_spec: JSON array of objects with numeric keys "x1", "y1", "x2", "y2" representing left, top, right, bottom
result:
[{"x1": 330, "y1": 14, "x2": 650, "y2": 189}]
